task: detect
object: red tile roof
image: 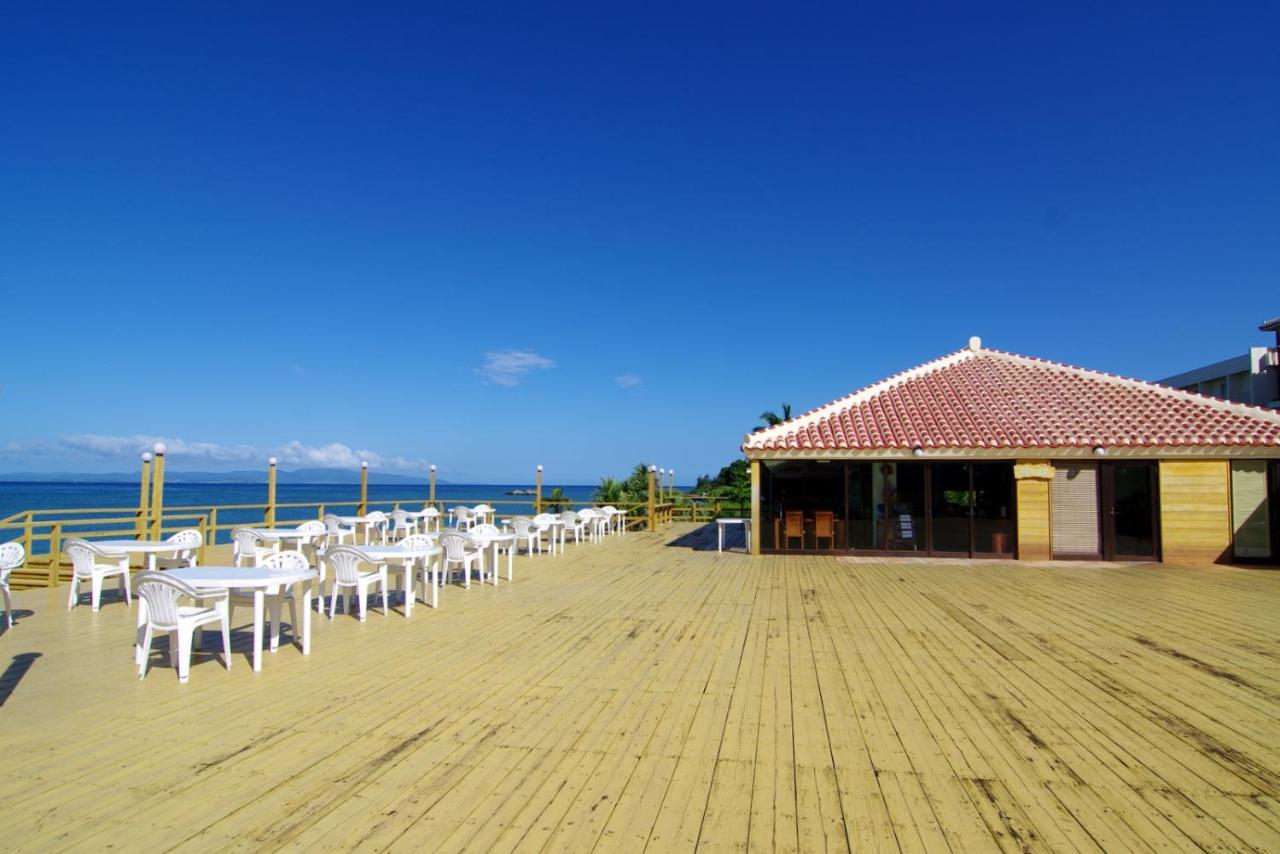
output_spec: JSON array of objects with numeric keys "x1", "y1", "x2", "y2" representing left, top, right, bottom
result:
[{"x1": 742, "y1": 344, "x2": 1280, "y2": 453}]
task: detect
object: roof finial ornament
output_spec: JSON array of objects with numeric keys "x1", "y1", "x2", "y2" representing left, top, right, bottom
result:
[{"x1": 968, "y1": 336, "x2": 982, "y2": 352}]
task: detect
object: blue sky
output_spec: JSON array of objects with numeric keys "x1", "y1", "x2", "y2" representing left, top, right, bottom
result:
[{"x1": 2, "y1": 3, "x2": 1277, "y2": 483}]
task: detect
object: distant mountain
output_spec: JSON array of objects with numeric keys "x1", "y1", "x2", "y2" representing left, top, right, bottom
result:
[{"x1": 0, "y1": 468, "x2": 440, "y2": 485}]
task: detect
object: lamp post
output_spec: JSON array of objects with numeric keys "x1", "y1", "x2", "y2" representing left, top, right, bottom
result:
[
  {"x1": 137, "y1": 452, "x2": 152, "y2": 539},
  {"x1": 429, "y1": 464, "x2": 437, "y2": 507},
  {"x1": 149, "y1": 443, "x2": 166, "y2": 540},
  {"x1": 667, "y1": 469, "x2": 674, "y2": 503},
  {"x1": 359, "y1": 461, "x2": 369, "y2": 515},
  {"x1": 647, "y1": 465, "x2": 657, "y2": 532},
  {"x1": 266, "y1": 457, "x2": 278, "y2": 527},
  {"x1": 535, "y1": 465, "x2": 543, "y2": 515}
]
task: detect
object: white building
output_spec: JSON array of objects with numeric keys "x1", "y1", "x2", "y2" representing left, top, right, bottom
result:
[{"x1": 1158, "y1": 317, "x2": 1280, "y2": 409}]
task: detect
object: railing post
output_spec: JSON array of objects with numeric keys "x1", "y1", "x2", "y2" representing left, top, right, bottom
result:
[
  {"x1": 535, "y1": 465, "x2": 543, "y2": 515},
  {"x1": 317, "y1": 503, "x2": 325, "y2": 521},
  {"x1": 429, "y1": 464, "x2": 437, "y2": 508},
  {"x1": 137, "y1": 452, "x2": 152, "y2": 538},
  {"x1": 47, "y1": 523, "x2": 62, "y2": 587},
  {"x1": 149, "y1": 443, "x2": 166, "y2": 540},
  {"x1": 266, "y1": 457, "x2": 277, "y2": 527},
  {"x1": 197, "y1": 515, "x2": 208, "y2": 564},
  {"x1": 208, "y1": 507, "x2": 218, "y2": 550},
  {"x1": 647, "y1": 465, "x2": 657, "y2": 532},
  {"x1": 23, "y1": 511, "x2": 33, "y2": 557},
  {"x1": 749, "y1": 460, "x2": 761, "y2": 556},
  {"x1": 359, "y1": 462, "x2": 368, "y2": 516}
]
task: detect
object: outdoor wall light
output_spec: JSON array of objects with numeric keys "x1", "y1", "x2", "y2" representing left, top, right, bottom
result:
[
  {"x1": 1092, "y1": 446, "x2": 1107, "y2": 456},
  {"x1": 268, "y1": 457, "x2": 277, "y2": 466},
  {"x1": 430, "y1": 464, "x2": 436, "y2": 472},
  {"x1": 537, "y1": 464, "x2": 543, "y2": 472},
  {"x1": 141, "y1": 452, "x2": 152, "y2": 462},
  {"x1": 649, "y1": 465, "x2": 657, "y2": 473},
  {"x1": 361, "y1": 461, "x2": 368, "y2": 468},
  {"x1": 153, "y1": 442, "x2": 167, "y2": 455},
  {"x1": 912, "y1": 447, "x2": 924, "y2": 457}
]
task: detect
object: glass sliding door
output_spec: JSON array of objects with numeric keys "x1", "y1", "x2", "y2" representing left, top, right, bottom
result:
[
  {"x1": 760, "y1": 460, "x2": 845, "y2": 551},
  {"x1": 876, "y1": 462, "x2": 926, "y2": 551},
  {"x1": 972, "y1": 463, "x2": 1016, "y2": 556},
  {"x1": 847, "y1": 463, "x2": 875, "y2": 550},
  {"x1": 1102, "y1": 462, "x2": 1159, "y2": 560},
  {"x1": 930, "y1": 462, "x2": 972, "y2": 555}
]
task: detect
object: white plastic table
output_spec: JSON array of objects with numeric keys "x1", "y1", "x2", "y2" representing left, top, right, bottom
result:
[
  {"x1": 156, "y1": 565, "x2": 317, "y2": 672},
  {"x1": 534, "y1": 519, "x2": 566, "y2": 554},
  {"x1": 336, "y1": 514, "x2": 384, "y2": 545},
  {"x1": 249, "y1": 528, "x2": 315, "y2": 550},
  {"x1": 470, "y1": 531, "x2": 516, "y2": 584},
  {"x1": 716, "y1": 518, "x2": 752, "y2": 553},
  {"x1": 95, "y1": 540, "x2": 186, "y2": 572},
  {"x1": 353, "y1": 544, "x2": 444, "y2": 613}
]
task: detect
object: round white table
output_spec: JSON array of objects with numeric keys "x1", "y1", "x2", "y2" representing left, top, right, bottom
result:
[
  {"x1": 352, "y1": 544, "x2": 444, "y2": 613},
  {"x1": 716, "y1": 518, "x2": 752, "y2": 553},
  {"x1": 154, "y1": 566, "x2": 318, "y2": 672},
  {"x1": 95, "y1": 539, "x2": 188, "y2": 572}
]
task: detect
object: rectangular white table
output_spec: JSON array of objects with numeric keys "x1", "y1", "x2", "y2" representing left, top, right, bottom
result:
[
  {"x1": 151, "y1": 566, "x2": 318, "y2": 672},
  {"x1": 716, "y1": 518, "x2": 751, "y2": 553}
]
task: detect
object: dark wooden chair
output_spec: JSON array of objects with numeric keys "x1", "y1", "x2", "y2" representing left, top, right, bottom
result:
[
  {"x1": 784, "y1": 511, "x2": 805, "y2": 550},
  {"x1": 814, "y1": 511, "x2": 835, "y2": 549}
]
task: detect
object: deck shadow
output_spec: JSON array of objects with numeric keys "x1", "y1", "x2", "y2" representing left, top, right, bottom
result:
[
  {"x1": 0, "y1": 652, "x2": 42, "y2": 707},
  {"x1": 666, "y1": 523, "x2": 748, "y2": 552}
]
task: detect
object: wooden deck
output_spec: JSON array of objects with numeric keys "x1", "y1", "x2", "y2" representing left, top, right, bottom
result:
[{"x1": 1, "y1": 524, "x2": 1279, "y2": 851}]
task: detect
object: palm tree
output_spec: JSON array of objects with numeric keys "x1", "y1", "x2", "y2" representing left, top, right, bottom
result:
[
  {"x1": 758, "y1": 403, "x2": 792, "y2": 428},
  {"x1": 544, "y1": 487, "x2": 570, "y2": 513},
  {"x1": 593, "y1": 476, "x2": 625, "y2": 503}
]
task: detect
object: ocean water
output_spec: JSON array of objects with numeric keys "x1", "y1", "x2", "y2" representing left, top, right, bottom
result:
[{"x1": 0, "y1": 482, "x2": 603, "y2": 552}]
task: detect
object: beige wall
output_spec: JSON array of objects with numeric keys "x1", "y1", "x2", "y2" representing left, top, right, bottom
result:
[
  {"x1": 1159, "y1": 460, "x2": 1232, "y2": 565},
  {"x1": 1014, "y1": 461, "x2": 1053, "y2": 561}
]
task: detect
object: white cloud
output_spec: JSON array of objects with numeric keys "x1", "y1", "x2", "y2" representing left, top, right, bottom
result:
[
  {"x1": 476, "y1": 350, "x2": 556, "y2": 386},
  {"x1": 614, "y1": 373, "x2": 642, "y2": 389},
  {"x1": 10, "y1": 434, "x2": 427, "y2": 472}
]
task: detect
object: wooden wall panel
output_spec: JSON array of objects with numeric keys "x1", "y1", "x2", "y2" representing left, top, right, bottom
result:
[
  {"x1": 1159, "y1": 460, "x2": 1231, "y2": 565},
  {"x1": 1015, "y1": 460, "x2": 1052, "y2": 561}
]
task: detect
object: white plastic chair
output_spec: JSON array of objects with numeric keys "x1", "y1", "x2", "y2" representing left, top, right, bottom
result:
[
  {"x1": 155, "y1": 528, "x2": 202, "y2": 570},
  {"x1": 559, "y1": 511, "x2": 585, "y2": 546},
  {"x1": 421, "y1": 506, "x2": 442, "y2": 533},
  {"x1": 397, "y1": 533, "x2": 441, "y2": 610},
  {"x1": 473, "y1": 504, "x2": 495, "y2": 525},
  {"x1": 322, "y1": 546, "x2": 388, "y2": 621},
  {"x1": 134, "y1": 570, "x2": 231, "y2": 683},
  {"x1": 509, "y1": 517, "x2": 540, "y2": 556},
  {"x1": 578, "y1": 509, "x2": 606, "y2": 542},
  {"x1": 452, "y1": 506, "x2": 474, "y2": 531},
  {"x1": 0, "y1": 542, "x2": 23, "y2": 627},
  {"x1": 363, "y1": 511, "x2": 389, "y2": 545},
  {"x1": 600, "y1": 506, "x2": 621, "y2": 535},
  {"x1": 229, "y1": 550, "x2": 303, "y2": 640},
  {"x1": 389, "y1": 509, "x2": 415, "y2": 542},
  {"x1": 294, "y1": 520, "x2": 328, "y2": 603},
  {"x1": 232, "y1": 528, "x2": 276, "y2": 567},
  {"x1": 472, "y1": 523, "x2": 514, "y2": 582},
  {"x1": 437, "y1": 532, "x2": 485, "y2": 588},
  {"x1": 64, "y1": 539, "x2": 132, "y2": 611},
  {"x1": 532, "y1": 513, "x2": 558, "y2": 554},
  {"x1": 324, "y1": 514, "x2": 355, "y2": 546}
]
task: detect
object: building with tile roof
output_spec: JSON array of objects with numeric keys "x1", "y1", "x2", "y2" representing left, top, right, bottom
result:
[{"x1": 741, "y1": 338, "x2": 1280, "y2": 564}]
